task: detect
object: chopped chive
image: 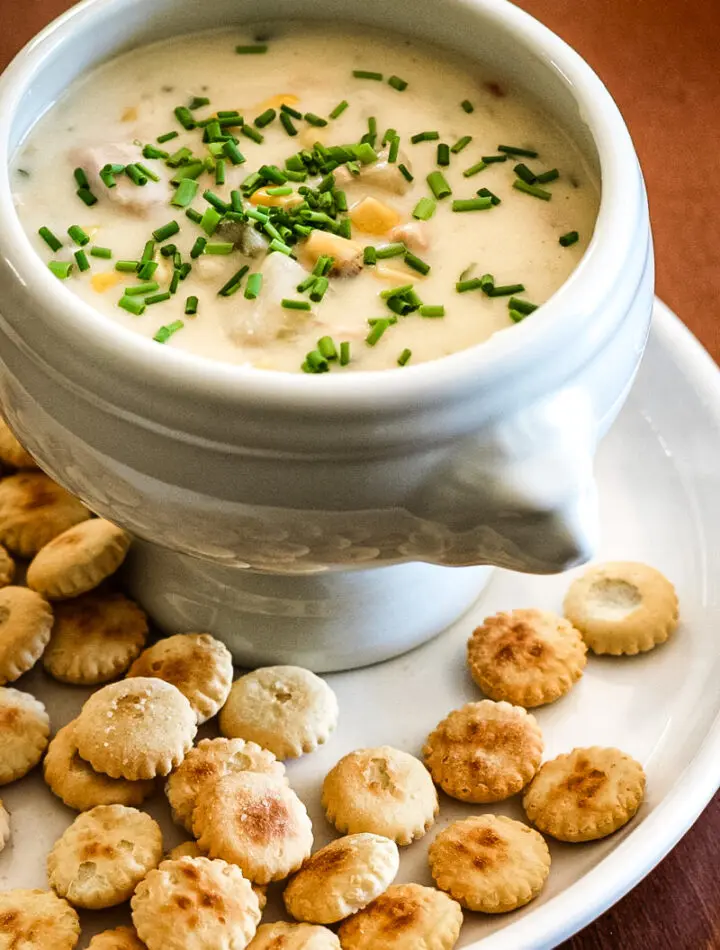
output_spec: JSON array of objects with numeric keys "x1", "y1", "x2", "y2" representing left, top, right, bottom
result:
[
  {"x1": 166, "y1": 147, "x2": 193, "y2": 168},
  {"x1": 74, "y1": 249, "x2": 90, "y2": 272},
  {"x1": 477, "y1": 187, "x2": 501, "y2": 206},
  {"x1": 537, "y1": 168, "x2": 559, "y2": 184},
  {"x1": 99, "y1": 166, "x2": 118, "y2": 189},
  {"x1": 73, "y1": 167, "x2": 89, "y2": 189},
  {"x1": 168, "y1": 270, "x2": 181, "y2": 294},
  {"x1": 280, "y1": 112, "x2": 298, "y2": 136},
  {"x1": 66, "y1": 225, "x2": 89, "y2": 246},
  {"x1": 310, "y1": 277, "x2": 329, "y2": 302},
  {"x1": 297, "y1": 274, "x2": 317, "y2": 294},
  {"x1": 254, "y1": 108, "x2": 277, "y2": 128},
  {"x1": 451, "y1": 136, "x2": 473, "y2": 154},
  {"x1": 353, "y1": 70, "x2": 383, "y2": 80},
  {"x1": 157, "y1": 131, "x2": 179, "y2": 143},
  {"x1": 509, "y1": 308, "x2": 528, "y2": 323},
  {"x1": 363, "y1": 246, "x2": 377, "y2": 266},
  {"x1": 90, "y1": 246, "x2": 112, "y2": 259},
  {"x1": 189, "y1": 95, "x2": 210, "y2": 110},
  {"x1": 124, "y1": 281, "x2": 159, "y2": 296},
  {"x1": 278, "y1": 103, "x2": 301, "y2": 120},
  {"x1": 398, "y1": 163, "x2": 414, "y2": 183},
  {"x1": 144, "y1": 291, "x2": 172, "y2": 305},
  {"x1": 264, "y1": 185, "x2": 292, "y2": 197},
  {"x1": 329, "y1": 100, "x2": 349, "y2": 119},
  {"x1": 375, "y1": 243, "x2": 405, "y2": 259},
  {"x1": 405, "y1": 251, "x2": 430, "y2": 275},
  {"x1": 412, "y1": 197, "x2": 436, "y2": 220},
  {"x1": 486, "y1": 283, "x2": 525, "y2": 297},
  {"x1": 508, "y1": 297, "x2": 538, "y2": 314},
  {"x1": 217, "y1": 110, "x2": 241, "y2": 118},
  {"x1": 241, "y1": 125, "x2": 264, "y2": 144},
  {"x1": 559, "y1": 230, "x2": 579, "y2": 247},
  {"x1": 48, "y1": 260, "x2": 73, "y2": 279},
  {"x1": 427, "y1": 171, "x2": 452, "y2": 200},
  {"x1": 498, "y1": 144, "x2": 538, "y2": 158},
  {"x1": 153, "y1": 319, "x2": 184, "y2": 342},
  {"x1": 118, "y1": 295, "x2": 145, "y2": 315},
  {"x1": 269, "y1": 238, "x2": 293, "y2": 255},
  {"x1": 171, "y1": 178, "x2": 199, "y2": 207},
  {"x1": 230, "y1": 190, "x2": 244, "y2": 213},
  {"x1": 459, "y1": 263, "x2": 476, "y2": 281},
  {"x1": 203, "y1": 189, "x2": 230, "y2": 212},
  {"x1": 514, "y1": 162, "x2": 537, "y2": 184},
  {"x1": 282, "y1": 298, "x2": 312, "y2": 311},
  {"x1": 380, "y1": 283, "x2": 413, "y2": 300},
  {"x1": 170, "y1": 163, "x2": 205, "y2": 184},
  {"x1": 137, "y1": 260, "x2": 158, "y2": 280},
  {"x1": 318, "y1": 336, "x2": 337, "y2": 359},
  {"x1": 185, "y1": 208, "x2": 203, "y2": 224},
  {"x1": 136, "y1": 162, "x2": 160, "y2": 182},
  {"x1": 456, "y1": 277, "x2": 484, "y2": 292},
  {"x1": 366, "y1": 319, "x2": 391, "y2": 346},
  {"x1": 340, "y1": 341, "x2": 350, "y2": 365},
  {"x1": 204, "y1": 242, "x2": 234, "y2": 255},
  {"x1": 218, "y1": 265, "x2": 249, "y2": 296},
  {"x1": 244, "y1": 273, "x2": 263, "y2": 299},
  {"x1": 39, "y1": 227, "x2": 62, "y2": 252},
  {"x1": 215, "y1": 159, "x2": 226, "y2": 186},
  {"x1": 513, "y1": 180, "x2": 552, "y2": 200},
  {"x1": 305, "y1": 112, "x2": 328, "y2": 127},
  {"x1": 354, "y1": 143, "x2": 378, "y2": 165},
  {"x1": 388, "y1": 75, "x2": 408, "y2": 91},
  {"x1": 185, "y1": 295, "x2": 198, "y2": 315},
  {"x1": 411, "y1": 130, "x2": 440, "y2": 144},
  {"x1": 141, "y1": 240, "x2": 156, "y2": 262},
  {"x1": 333, "y1": 189, "x2": 348, "y2": 212},
  {"x1": 463, "y1": 161, "x2": 487, "y2": 177},
  {"x1": 480, "y1": 273, "x2": 495, "y2": 291},
  {"x1": 76, "y1": 188, "x2": 98, "y2": 206},
  {"x1": 236, "y1": 44, "x2": 268, "y2": 54},
  {"x1": 452, "y1": 197, "x2": 493, "y2": 212},
  {"x1": 437, "y1": 143, "x2": 450, "y2": 167},
  {"x1": 217, "y1": 116, "x2": 244, "y2": 129},
  {"x1": 305, "y1": 350, "x2": 329, "y2": 373},
  {"x1": 461, "y1": 99, "x2": 474, "y2": 113},
  {"x1": 200, "y1": 207, "x2": 223, "y2": 236},
  {"x1": 481, "y1": 154, "x2": 508, "y2": 164},
  {"x1": 398, "y1": 348, "x2": 412, "y2": 366},
  {"x1": 220, "y1": 141, "x2": 244, "y2": 166},
  {"x1": 152, "y1": 220, "x2": 180, "y2": 242},
  {"x1": 387, "y1": 136, "x2": 400, "y2": 164},
  {"x1": 115, "y1": 260, "x2": 140, "y2": 272},
  {"x1": 419, "y1": 305, "x2": 445, "y2": 317},
  {"x1": 174, "y1": 106, "x2": 196, "y2": 130},
  {"x1": 190, "y1": 237, "x2": 207, "y2": 258}
]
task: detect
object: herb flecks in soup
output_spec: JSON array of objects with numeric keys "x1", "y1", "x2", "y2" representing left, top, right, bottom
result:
[{"x1": 14, "y1": 26, "x2": 599, "y2": 372}]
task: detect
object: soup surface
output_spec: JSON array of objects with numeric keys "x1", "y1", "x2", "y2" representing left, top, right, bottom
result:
[{"x1": 13, "y1": 24, "x2": 599, "y2": 372}]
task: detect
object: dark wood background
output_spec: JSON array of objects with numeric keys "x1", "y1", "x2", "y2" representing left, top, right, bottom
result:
[{"x1": 2, "y1": 1, "x2": 719, "y2": 946}]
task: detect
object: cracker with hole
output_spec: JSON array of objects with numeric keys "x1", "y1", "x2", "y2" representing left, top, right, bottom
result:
[
  {"x1": 0, "y1": 686, "x2": 49, "y2": 784},
  {"x1": 0, "y1": 472, "x2": 90, "y2": 557}
]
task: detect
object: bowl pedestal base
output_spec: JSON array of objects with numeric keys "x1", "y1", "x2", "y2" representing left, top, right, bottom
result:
[{"x1": 123, "y1": 540, "x2": 492, "y2": 672}]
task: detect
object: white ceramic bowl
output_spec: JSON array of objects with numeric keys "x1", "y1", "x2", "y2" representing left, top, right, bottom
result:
[{"x1": 0, "y1": 0, "x2": 653, "y2": 669}]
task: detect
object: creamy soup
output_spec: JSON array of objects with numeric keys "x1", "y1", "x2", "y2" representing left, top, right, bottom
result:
[{"x1": 13, "y1": 24, "x2": 599, "y2": 372}]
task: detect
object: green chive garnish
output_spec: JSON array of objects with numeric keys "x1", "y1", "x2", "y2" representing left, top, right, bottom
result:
[
  {"x1": 218, "y1": 265, "x2": 249, "y2": 296},
  {"x1": 412, "y1": 197, "x2": 436, "y2": 220},
  {"x1": 48, "y1": 260, "x2": 73, "y2": 279},
  {"x1": 90, "y1": 246, "x2": 112, "y2": 259},
  {"x1": 136, "y1": 162, "x2": 160, "y2": 182},
  {"x1": 265, "y1": 185, "x2": 293, "y2": 196},
  {"x1": 185, "y1": 296, "x2": 198, "y2": 315},
  {"x1": 244, "y1": 273, "x2": 263, "y2": 299},
  {"x1": 281, "y1": 299, "x2": 312, "y2": 311},
  {"x1": 310, "y1": 277, "x2": 329, "y2": 302},
  {"x1": 157, "y1": 131, "x2": 179, "y2": 143},
  {"x1": 375, "y1": 243, "x2": 405, "y2": 259},
  {"x1": 404, "y1": 251, "x2": 430, "y2": 275},
  {"x1": 144, "y1": 291, "x2": 172, "y2": 305},
  {"x1": 137, "y1": 260, "x2": 158, "y2": 280},
  {"x1": 461, "y1": 99, "x2": 474, "y2": 113},
  {"x1": 419, "y1": 305, "x2": 445, "y2": 317},
  {"x1": 363, "y1": 246, "x2": 377, "y2": 266},
  {"x1": 305, "y1": 350, "x2": 329, "y2": 373},
  {"x1": 513, "y1": 180, "x2": 552, "y2": 200},
  {"x1": 298, "y1": 274, "x2": 317, "y2": 293},
  {"x1": 559, "y1": 230, "x2": 579, "y2": 247},
  {"x1": 152, "y1": 220, "x2": 180, "y2": 242},
  {"x1": 189, "y1": 95, "x2": 210, "y2": 110},
  {"x1": 537, "y1": 168, "x2": 560, "y2": 183},
  {"x1": 204, "y1": 242, "x2": 234, "y2": 255},
  {"x1": 223, "y1": 141, "x2": 246, "y2": 166},
  {"x1": 318, "y1": 336, "x2": 337, "y2": 359},
  {"x1": 190, "y1": 237, "x2": 207, "y2": 259},
  {"x1": 481, "y1": 154, "x2": 508, "y2": 164},
  {"x1": 200, "y1": 207, "x2": 223, "y2": 236},
  {"x1": 74, "y1": 249, "x2": 90, "y2": 272},
  {"x1": 354, "y1": 143, "x2": 378, "y2": 164},
  {"x1": 437, "y1": 144, "x2": 450, "y2": 167},
  {"x1": 509, "y1": 309, "x2": 527, "y2": 323},
  {"x1": 463, "y1": 161, "x2": 487, "y2": 177},
  {"x1": 214, "y1": 159, "x2": 226, "y2": 186},
  {"x1": 411, "y1": 131, "x2": 440, "y2": 144},
  {"x1": 280, "y1": 103, "x2": 302, "y2": 119},
  {"x1": 269, "y1": 239, "x2": 293, "y2": 255},
  {"x1": 380, "y1": 283, "x2": 413, "y2": 300},
  {"x1": 236, "y1": 44, "x2": 268, "y2": 54},
  {"x1": 172, "y1": 179, "x2": 199, "y2": 207},
  {"x1": 254, "y1": 108, "x2": 277, "y2": 128},
  {"x1": 353, "y1": 70, "x2": 383, "y2": 80},
  {"x1": 477, "y1": 187, "x2": 501, "y2": 206},
  {"x1": 397, "y1": 348, "x2": 412, "y2": 366},
  {"x1": 174, "y1": 106, "x2": 196, "y2": 130},
  {"x1": 398, "y1": 164, "x2": 414, "y2": 182},
  {"x1": 241, "y1": 125, "x2": 264, "y2": 144},
  {"x1": 115, "y1": 260, "x2": 140, "y2": 273},
  {"x1": 154, "y1": 319, "x2": 184, "y2": 342},
  {"x1": 185, "y1": 208, "x2": 203, "y2": 224},
  {"x1": 73, "y1": 168, "x2": 89, "y2": 189},
  {"x1": 280, "y1": 112, "x2": 298, "y2": 136},
  {"x1": 76, "y1": 188, "x2": 97, "y2": 206},
  {"x1": 141, "y1": 240, "x2": 155, "y2": 262},
  {"x1": 388, "y1": 75, "x2": 408, "y2": 91},
  {"x1": 452, "y1": 197, "x2": 493, "y2": 212},
  {"x1": 124, "y1": 281, "x2": 159, "y2": 296},
  {"x1": 486, "y1": 283, "x2": 525, "y2": 297},
  {"x1": 451, "y1": 136, "x2": 472, "y2": 154},
  {"x1": 340, "y1": 341, "x2": 351, "y2": 365},
  {"x1": 366, "y1": 319, "x2": 391, "y2": 346},
  {"x1": 39, "y1": 227, "x2": 62, "y2": 252},
  {"x1": 118, "y1": 295, "x2": 145, "y2": 316},
  {"x1": 427, "y1": 171, "x2": 452, "y2": 200},
  {"x1": 498, "y1": 144, "x2": 538, "y2": 158},
  {"x1": 480, "y1": 273, "x2": 495, "y2": 291},
  {"x1": 387, "y1": 137, "x2": 400, "y2": 163},
  {"x1": 203, "y1": 189, "x2": 230, "y2": 212},
  {"x1": 508, "y1": 297, "x2": 538, "y2": 314},
  {"x1": 305, "y1": 113, "x2": 328, "y2": 127},
  {"x1": 456, "y1": 277, "x2": 484, "y2": 293},
  {"x1": 65, "y1": 225, "x2": 89, "y2": 246},
  {"x1": 166, "y1": 147, "x2": 193, "y2": 168},
  {"x1": 514, "y1": 163, "x2": 537, "y2": 184},
  {"x1": 329, "y1": 100, "x2": 349, "y2": 119}
]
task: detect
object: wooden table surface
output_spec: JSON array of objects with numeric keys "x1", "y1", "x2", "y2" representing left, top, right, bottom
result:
[{"x1": 2, "y1": 1, "x2": 719, "y2": 947}]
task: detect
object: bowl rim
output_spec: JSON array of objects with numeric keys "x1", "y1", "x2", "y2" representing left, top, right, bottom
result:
[{"x1": 0, "y1": 0, "x2": 642, "y2": 412}]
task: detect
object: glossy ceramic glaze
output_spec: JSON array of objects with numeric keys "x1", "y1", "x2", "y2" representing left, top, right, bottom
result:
[{"x1": 0, "y1": 0, "x2": 653, "y2": 668}]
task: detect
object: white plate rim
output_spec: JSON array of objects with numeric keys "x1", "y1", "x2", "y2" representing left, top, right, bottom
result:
[{"x1": 474, "y1": 298, "x2": 720, "y2": 950}]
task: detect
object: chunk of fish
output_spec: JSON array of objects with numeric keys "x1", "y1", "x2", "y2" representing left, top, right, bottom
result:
[
  {"x1": 388, "y1": 220, "x2": 430, "y2": 252},
  {"x1": 73, "y1": 144, "x2": 167, "y2": 215},
  {"x1": 334, "y1": 149, "x2": 412, "y2": 195}
]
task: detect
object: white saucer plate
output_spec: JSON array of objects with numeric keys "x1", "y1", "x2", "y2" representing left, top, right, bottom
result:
[{"x1": 2, "y1": 299, "x2": 719, "y2": 949}]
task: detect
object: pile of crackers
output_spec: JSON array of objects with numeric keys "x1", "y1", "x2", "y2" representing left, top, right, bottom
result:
[{"x1": 0, "y1": 418, "x2": 680, "y2": 949}]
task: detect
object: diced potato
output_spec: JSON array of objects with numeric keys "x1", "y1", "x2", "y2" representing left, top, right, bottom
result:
[
  {"x1": 250, "y1": 188, "x2": 304, "y2": 210},
  {"x1": 349, "y1": 196, "x2": 401, "y2": 235},
  {"x1": 389, "y1": 221, "x2": 430, "y2": 252},
  {"x1": 335, "y1": 149, "x2": 412, "y2": 195},
  {"x1": 300, "y1": 230, "x2": 364, "y2": 277},
  {"x1": 227, "y1": 252, "x2": 311, "y2": 345},
  {"x1": 91, "y1": 272, "x2": 121, "y2": 293}
]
